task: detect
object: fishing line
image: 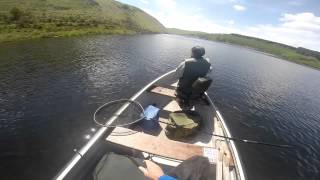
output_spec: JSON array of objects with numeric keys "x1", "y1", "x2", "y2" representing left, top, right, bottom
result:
[
  {"x1": 110, "y1": 125, "x2": 144, "y2": 136},
  {"x1": 93, "y1": 99, "x2": 292, "y2": 148},
  {"x1": 158, "y1": 120, "x2": 293, "y2": 149}
]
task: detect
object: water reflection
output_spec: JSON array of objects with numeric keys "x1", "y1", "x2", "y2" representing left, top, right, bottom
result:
[{"x1": 0, "y1": 34, "x2": 319, "y2": 180}]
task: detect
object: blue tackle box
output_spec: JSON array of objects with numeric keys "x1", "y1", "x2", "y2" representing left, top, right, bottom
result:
[{"x1": 139, "y1": 105, "x2": 160, "y2": 130}]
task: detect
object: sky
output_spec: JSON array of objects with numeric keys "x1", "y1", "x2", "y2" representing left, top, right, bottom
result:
[{"x1": 117, "y1": 0, "x2": 320, "y2": 51}]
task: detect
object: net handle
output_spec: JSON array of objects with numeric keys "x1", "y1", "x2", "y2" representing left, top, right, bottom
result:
[{"x1": 93, "y1": 99, "x2": 145, "y2": 127}]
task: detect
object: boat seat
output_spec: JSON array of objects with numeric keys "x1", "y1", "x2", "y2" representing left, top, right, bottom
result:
[
  {"x1": 107, "y1": 127, "x2": 218, "y2": 163},
  {"x1": 163, "y1": 100, "x2": 182, "y2": 112},
  {"x1": 149, "y1": 86, "x2": 176, "y2": 98}
]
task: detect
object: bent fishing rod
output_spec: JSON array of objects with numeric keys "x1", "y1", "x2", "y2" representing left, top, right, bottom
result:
[
  {"x1": 158, "y1": 120, "x2": 293, "y2": 149},
  {"x1": 204, "y1": 131, "x2": 293, "y2": 148}
]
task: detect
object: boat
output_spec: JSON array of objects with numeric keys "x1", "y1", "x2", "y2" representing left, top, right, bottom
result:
[{"x1": 54, "y1": 70, "x2": 246, "y2": 180}]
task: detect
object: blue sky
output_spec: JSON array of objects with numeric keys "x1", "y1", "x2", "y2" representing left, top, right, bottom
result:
[{"x1": 117, "y1": 0, "x2": 320, "y2": 51}]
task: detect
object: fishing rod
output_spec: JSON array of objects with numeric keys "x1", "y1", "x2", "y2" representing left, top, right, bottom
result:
[
  {"x1": 205, "y1": 132, "x2": 293, "y2": 148},
  {"x1": 158, "y1": 120, "x2": 293, "y2": 149}
]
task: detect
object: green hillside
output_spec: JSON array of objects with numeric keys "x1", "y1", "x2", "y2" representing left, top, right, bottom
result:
[
  {"x1": 1, "y1": 1, "x2": 319, "y2": 70},
  {"x1": 168, "y1": 28, "x2": 320, "y2": 69},
  {"x1": 0, "y1": 0, "x2": 165, "y2": 42}
]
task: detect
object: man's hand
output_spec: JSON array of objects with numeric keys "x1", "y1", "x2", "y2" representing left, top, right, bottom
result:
[{"x1": 139, "y1": 160, "x2": 164, "y2": 180}]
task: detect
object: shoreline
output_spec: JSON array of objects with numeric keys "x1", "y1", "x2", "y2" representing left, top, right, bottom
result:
[
  {"x1": 1, "y1": 30, "x2": 319, "y2": 71},
  {"x1": 0, "y1": 27, "x2": 139, "y2": 43},
  {"x1": 168, "y1": 34, "x2": 320, "y2": 70},
  {"x1": 214, "y1": 41, "x2": 320, "y2": 71},
  {"x1": 222, "y1": 41, "x2": 320, "y2": 71}
]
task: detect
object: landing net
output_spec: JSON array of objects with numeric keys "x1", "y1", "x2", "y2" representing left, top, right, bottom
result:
[{"x1": 93, "y1": 99, "x2": 145, "y2": 128}]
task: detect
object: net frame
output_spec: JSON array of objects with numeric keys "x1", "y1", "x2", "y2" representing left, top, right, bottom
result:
[{"x1": 93, "y1": 99, "x2": 145, "y2": 127}]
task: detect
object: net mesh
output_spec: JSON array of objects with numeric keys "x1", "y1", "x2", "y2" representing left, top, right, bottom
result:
[{"x1": 94, "y1": 99, "x2": 145, "y2": 127}]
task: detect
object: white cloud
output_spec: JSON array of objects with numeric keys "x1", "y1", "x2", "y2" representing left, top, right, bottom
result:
[
  {"x1": 243, "y1": 12, "x2": 320, "y2": 51},
  {"x1": 233, "y1": 5, "x2": 246, "y2": 11},
  {"x1": 280, "y1": 12, "x2": 320, "y2": 31},
  {"x1": 227, "y1": 20, "x2": 235, "y2": 25},
  {"x1": 288, "y1": 1, "x2": 303, "y2": 6},
  {"x1": 143, "y1": 1, "x2": 319, "y2": 51},
  {"x1": 143, "y1": 0, "x2": 234, "y2": 33},
  {"x1": 195, "y1": 7, "x2": 202, "y2": 12},
  {"x1": 155, "y1": 0, "x2": 176, "y2": 9},
  {"x1": 143, "y1": 8, "x2": 240, "y2": 34},
  {"x1": 209, "y1": 0, "x2": 239, "y2": 4},
  {"x1": 140, "y1": 0, "x2": 149, "y2": 4}
]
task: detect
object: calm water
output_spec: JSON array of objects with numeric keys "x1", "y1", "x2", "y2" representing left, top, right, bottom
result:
[{"x1": 0, "y1": 34, "x2": 319, "y2": 180}]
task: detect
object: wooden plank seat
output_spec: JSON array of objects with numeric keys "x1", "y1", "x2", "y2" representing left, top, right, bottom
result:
[
  {"x1": 171, "y1": 82, "x2": 178, "y2": 87},
  {"x1": 149, "y1": 86, "x2": 176, "y2": 98},
  {"x1": 163, "y1": 100, "x2": 182, "y2": 112},
  {"x1": 107, "y1": 127, "x2": 217, "y2": 163}
]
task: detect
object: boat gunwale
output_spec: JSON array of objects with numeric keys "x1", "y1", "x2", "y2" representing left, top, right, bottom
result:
[
  {"x1": 205, "y1": 92, "x2": 247, "y2": 180},
  {"x1": 54, "y1": 70, "x2": 175, "y2": 180},
  {"x1": 54, "y1": 70, "x2": 246, "y2": 180}
]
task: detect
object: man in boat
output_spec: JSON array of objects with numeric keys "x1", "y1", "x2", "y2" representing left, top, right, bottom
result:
[{"x1": 175, "y1": 46, "x2": 212, "y2": 107}]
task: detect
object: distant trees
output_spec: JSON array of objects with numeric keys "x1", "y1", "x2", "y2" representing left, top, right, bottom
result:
[
  {"x1": 3, "y1": 7, "x2": 35, "y2": 28},
  {"x1": 296, "y1": 47, "x2": 320, "y2": 61},
  {"x1": 121, "y1": 4, "x2": 130, "y2": 10},
  {"x1": 0, "y1": 13, "x2": 7, "y2": 23},
  {"x1": 0, "y1": 0, "x2": 166, "y2": 44},
  {"x1": 122, "y1": 16, "x2": 141, "y2": 31},
  {"x1": 0, "y1": 4, "x2": 152, "y2": 35},
  {"x1": 9, "y1": 7, "x2": 23, "y2": 21},
  {"x1": 0, "y1": 4, "x2": 144, "y2": 31}
]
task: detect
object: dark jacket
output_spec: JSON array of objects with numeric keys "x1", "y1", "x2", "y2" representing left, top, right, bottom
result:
[{"x1": 177, "y1": 57, "x2": 211, "y2": 97}]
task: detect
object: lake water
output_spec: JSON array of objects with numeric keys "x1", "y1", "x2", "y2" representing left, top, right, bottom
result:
[{"x1": 0, "y1": 34, "x2": 319, "y2": 180}]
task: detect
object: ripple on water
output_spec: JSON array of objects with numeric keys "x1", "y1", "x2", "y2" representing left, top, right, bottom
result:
[{"x1": 0, "y1": 35, "x2": 319, "y2": 180}]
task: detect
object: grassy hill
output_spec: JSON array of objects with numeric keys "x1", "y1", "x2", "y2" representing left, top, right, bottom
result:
[
  {"x1": 168, "y1": 28, "x2": 320, "y2": 69},
  {"x1": 0, "y1": 1, "x2": 319, "y2": 70},
  {"x1": 0, "y1": 0, "x2": 166, "y2": 42}
]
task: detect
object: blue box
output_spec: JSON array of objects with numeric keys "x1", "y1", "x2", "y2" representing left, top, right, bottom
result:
[{"x1": 139, "y1": 105, "x2": 160, "y2": 130}]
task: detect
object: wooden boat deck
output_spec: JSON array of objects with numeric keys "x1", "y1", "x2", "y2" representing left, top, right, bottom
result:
[
  {"x1": 105, "y1": 78, "x2": 241, "y2": 180},
  {"x1": 56, "y1": 71, "x2": 244, "y2": 180},
  {"x1": 107, "y1": 85, "x2": 217, "y2": 163},
  {"x1": 107, "y1": 127, "x2": 210, "y2": 161}
]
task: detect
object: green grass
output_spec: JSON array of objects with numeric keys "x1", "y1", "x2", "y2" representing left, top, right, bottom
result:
[
  {"x1": 167, "y1": 28, "x2": 320, "y2": 70},
  {"x1": 0, "y1": 26, "x2": 136, "y2": 42},
  {"x1": 0, "y1": 0, "x2": 165, "y2": 42}
]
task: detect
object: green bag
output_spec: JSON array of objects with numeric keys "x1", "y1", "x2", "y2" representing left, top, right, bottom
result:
[{"x1": 165, "y1": 111, "x2": 202, "y2": 140}]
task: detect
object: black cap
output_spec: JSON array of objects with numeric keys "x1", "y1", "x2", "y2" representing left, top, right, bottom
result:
[{"x1": 191, "y1": 46, "x2": 205, "y2": 58}]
